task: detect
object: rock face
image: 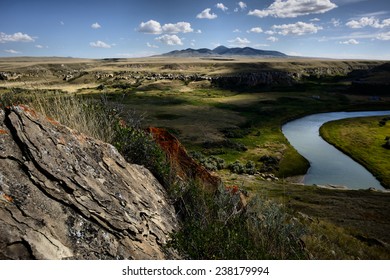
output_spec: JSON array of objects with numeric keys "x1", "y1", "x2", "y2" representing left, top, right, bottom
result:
[
  {"x1": 147, "y1": 127, "x2": 222, "y2": 193},
  {"x1": 0, "y1": 105, "x2": 179, "y2": 260}
]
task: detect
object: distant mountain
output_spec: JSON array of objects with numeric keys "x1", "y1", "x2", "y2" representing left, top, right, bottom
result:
[{"x1": 160, "y1": 45, "x2": 287, "y2": 58}]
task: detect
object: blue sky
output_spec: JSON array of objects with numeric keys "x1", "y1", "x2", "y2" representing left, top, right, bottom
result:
[{"x1": 1, "y1": 0, "x2": 390, "y2": 59}]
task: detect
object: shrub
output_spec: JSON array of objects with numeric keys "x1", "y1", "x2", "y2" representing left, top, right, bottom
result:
[
  {"x1": 229, "y1": 160, "x2": 246, "y2": 174},
  {"x1": 245, "y1": 160, "x2": 257, "y2": 175},
  {"x1": 168, "y1": 184, "x2": 306, "y2": 259}
]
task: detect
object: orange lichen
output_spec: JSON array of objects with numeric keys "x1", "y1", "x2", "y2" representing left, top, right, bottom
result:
[
  {"x1": 18, "y1": 105, "x2": 38, "y2": 118},
  {"x1": 2, "y1": 194, "x2": 14, "y2": 203},
  {"x1": 46, "y1": 116, "x2": 60, "y2": 126},
  {"x1": 0, "y1": 129, "x2": 8, "y2": 135}
]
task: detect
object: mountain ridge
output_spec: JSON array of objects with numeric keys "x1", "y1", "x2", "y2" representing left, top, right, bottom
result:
[{"x1": 160, "y1": 45, "x2": 287, "y2": 58}]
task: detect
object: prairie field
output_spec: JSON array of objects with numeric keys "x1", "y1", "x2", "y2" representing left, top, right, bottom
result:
[{"x1": 1, "y1": 56, "x2": 390, "y2": 259}]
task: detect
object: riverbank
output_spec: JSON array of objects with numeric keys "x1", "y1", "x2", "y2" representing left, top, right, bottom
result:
[{"x1": 320, "y1": 116, "x2": 390, "y2": 189}]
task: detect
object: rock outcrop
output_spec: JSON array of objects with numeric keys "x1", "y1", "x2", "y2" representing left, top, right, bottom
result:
[
  {"x1": 147, "y1": 127, "x2": 222, "y2": 193},
  {"x1": 0, "y1": 105, "x2": 179, "y2": 260}
]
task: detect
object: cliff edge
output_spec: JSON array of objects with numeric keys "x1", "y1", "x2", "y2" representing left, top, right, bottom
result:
[{"x1": 0, "y1": 105, "x2": 179, "y2": 259}]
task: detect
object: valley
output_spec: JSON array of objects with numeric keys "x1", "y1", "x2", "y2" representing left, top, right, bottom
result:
[{"x1": 1, "y1": 56, "x2": 390, "y2": 259}]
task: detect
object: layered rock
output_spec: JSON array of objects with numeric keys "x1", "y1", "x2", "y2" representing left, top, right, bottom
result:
[{"x1": 0, "y1": 105, "x2": 179, "y2": 260}]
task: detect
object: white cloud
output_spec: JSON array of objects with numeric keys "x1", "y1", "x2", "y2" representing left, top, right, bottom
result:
[
  {"x1": 138, "y1": 20, "x2": 162, "y2": 34},
  {"x1": 346, "y1": 17, "x2": 390, "y2": 28},
  {"x1": 91, "y1": 22, "x2": 101, "y2": 29},
  {"x1": 216, "y1": 3, "x2": 228, "y2": 12},
  {"x1": 272, "y1": 22, "x2": 323, "y2": 35},
  {"x1": 228, "y1": 37, "x2": 251, "y2": 46},
  {"x1": 196, "y1": 8, "x2": 218, "y2": 19},
  {"x1": 267, "y1": 36, "x2": 279, "y2": 42},
  {"x1": 89, "y1": 40, "x2": 112, "y2": 48},
  {"x1": 35, "y1": 44, "x2": 48, "y2": 48},
  {"x1": 155, "y1": 34, "x2": 183, "y2": 45},
  {"x1": 233, "y1": 29, "x2": 241, "y2": 33},
  {"x1": 247, "y1": 27, "x2": 263, "y2": 33},
  {"x1": 248, "y1": 0, "x2": 337, "y2": 18},
  {"x1": 331, "y1": 18, "x2": 341, "y2": 27},
  {"x1": 0, "y1": 32, "x2": 34, "y2": 43},
  {"x1": 238, "y1": 1, "x2": 247, "y2": 10},
  {"x1": 4, "y1": 49, "x2": 21, "y2": 54},
  {"x1": 146, "y1": 42, "x2": 159, "y2": 48},
  {"x1": 254, "y1": 43, "x2": 270, "y2": 47},
  {"x1": 310, "y1": 18, "x2": 321, "y2": 22},
  {"x1": 138, "y1": 20, "x2": 194, "y2": 34},
  {"x1": 377, "y1": 32, "x2": 390, "y2": 41},
  {"x1": 162, "y1": 22, "x2": 193, "y2": 33},
  {"x1": 265, "y1": 30, "x2": 276, "y2": 35},
  {"x1": 340, "y1": 39, "x2": 359, "y2": 44}
]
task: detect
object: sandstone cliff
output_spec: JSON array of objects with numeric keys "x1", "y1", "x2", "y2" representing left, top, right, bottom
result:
[{"x1": 0, "y1": 105, "x2": 179, "y2": 260}]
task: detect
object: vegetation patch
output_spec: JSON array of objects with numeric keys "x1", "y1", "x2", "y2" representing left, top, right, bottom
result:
[{"x1": 320, "y1": 116, "x2": 390, "y2": 188}]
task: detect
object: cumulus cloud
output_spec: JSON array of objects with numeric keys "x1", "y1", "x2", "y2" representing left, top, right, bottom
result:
[
  {"x1": 0, "y1": 32, "x2": 34, "y2": 43},
  {"x1": 238, "y1": 1, "x2": 247, "y2": 10},
  {"x1": 91, "y1": 22, "x2": 101, "y2": 29},
  {"x1": 138, "y1": 20, "x2": 194, "y2": 34},
  {"x1": 162, "y1": 22, "x2": 193, "y2": 33},
  {"x1": 272, "y1": 22, "x2": 323, "y2": 35},
  {"x1": 146, "y1": 42, "x2": 159, "y2": 48},
  {"x1": 155, "y1": 34, "x2": 183, "y2": 45},
  {"x1": 89, "y1": 40, "x2": 112, "y2": 48},
  {"x1": 265, "y1": 30, "x2": 276, "y2": 35},
  {"x1": 138, "y1": 20, "x2": 162, "y2": 34},
  {"x1": 228, "y1": 37, "x2": 251, "y2": 46},
  {"x1": 377, "y1": 32, "x2": 390, "y2": 41},
  {"x1": 4, "y1": 49, "x2": 21, "y2": 54},
  {"x1": 216, "y1": 3, "x2": 228, "y2": 12},
  {"x1": 247, "y1": 27, "x2": 263, "y2": 33},
  {"x1": 346, "y1": 17, "x2": 390, "y2": 28},
  {"x1": 340, "y1": 39, "x2": 359, "y2": 44},
  {"x1": 267, "y1": 36, "x2": 279, "y2": 42},
  {"x1": 248, "y1": 0, "x2": 337, "y2": 18},
  {"x1": 331, "y1": 18, "x2": 341, "y2": 27},
  {"x1": 197, "y1": 8, "x2": 218, "y2": 19}
]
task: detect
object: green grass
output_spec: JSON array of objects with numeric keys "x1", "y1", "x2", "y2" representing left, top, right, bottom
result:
[{"x1": 320, "y1": 116, "x2": 390, "y2": 189}]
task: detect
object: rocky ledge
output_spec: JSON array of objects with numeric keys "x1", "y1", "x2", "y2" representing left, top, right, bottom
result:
[{"x1": 0, "y1": 105, "x2": 179, "y2": 259}]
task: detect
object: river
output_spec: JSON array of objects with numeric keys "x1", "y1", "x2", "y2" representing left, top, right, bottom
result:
[{"x1": 282, "y1": 111, "x2": 390, "y2": 190}]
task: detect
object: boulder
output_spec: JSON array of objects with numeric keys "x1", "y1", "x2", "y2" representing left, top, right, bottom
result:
[{"x1": 0, "y1": 105, "x2": 179, "y2": 259}]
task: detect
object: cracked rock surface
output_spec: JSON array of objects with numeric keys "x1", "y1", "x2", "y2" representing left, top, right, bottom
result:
[{"x1": 0, "y1": 105, "x2": 179, "y2": 259}]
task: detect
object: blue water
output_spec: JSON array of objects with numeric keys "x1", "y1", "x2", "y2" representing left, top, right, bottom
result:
[{"x1": 282, "y1": 111, "x2": 390, "y2": 190}]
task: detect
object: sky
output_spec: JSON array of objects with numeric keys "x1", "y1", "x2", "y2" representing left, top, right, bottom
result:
[{"x1": 1, "y1": 0, "x2": 390, "y2": 59}]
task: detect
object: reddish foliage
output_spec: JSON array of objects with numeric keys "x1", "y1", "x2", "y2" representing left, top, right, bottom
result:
[
  {"x1": 226, "y1": 185, "x2": 239, "y2": 194},
  {"x1": 147, "y1": 127, "x2": 222, "y2": 193}
]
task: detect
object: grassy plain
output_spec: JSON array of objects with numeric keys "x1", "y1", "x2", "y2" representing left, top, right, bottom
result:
[
  {"x1": 1, "y1": 56, "x2": 390, "y2": 258},
  {"x1": 320, "y1": 116, "x2": 390, "y2": 188}
]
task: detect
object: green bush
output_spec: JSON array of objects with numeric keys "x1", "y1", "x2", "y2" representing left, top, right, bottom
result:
[
  {"x1": 229, "y1": 160, "x2": 246, "y2": 174},
  {"x1": 228, "y1": 160, "x2": 258, "y2": 175},
  {"x1": 168, "y1": 184, "x2": 306, "y2": 259}
]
